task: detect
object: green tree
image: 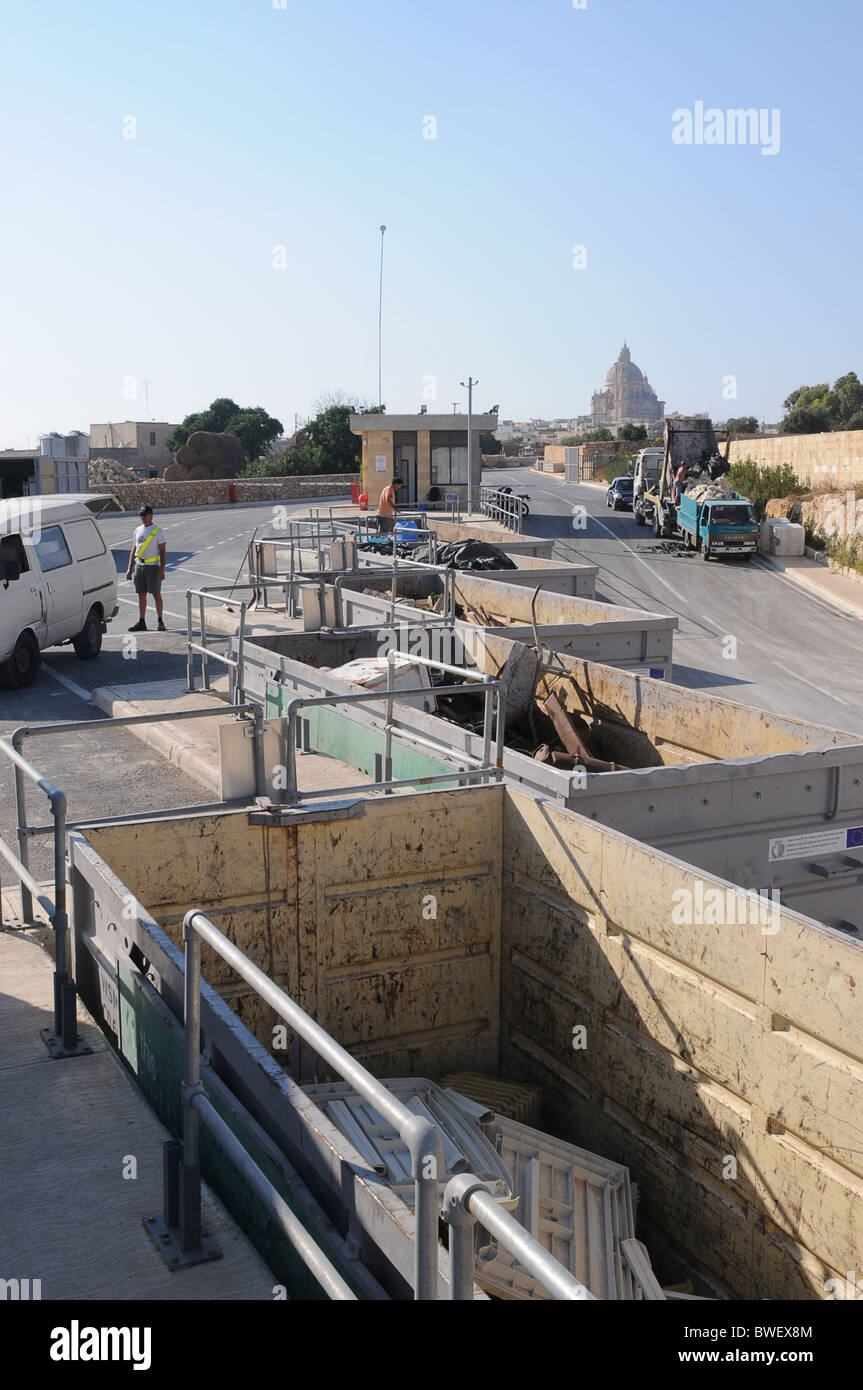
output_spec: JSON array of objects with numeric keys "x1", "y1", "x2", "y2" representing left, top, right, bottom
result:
[
  {"x1": 559, "y1": 434, "x2": 583, "y2": 446},
  {"x1": 617, "y1": 423, "x2": 647, "y2": 441},
  {"x1": 723, "y1": 416, "x2": 759, "y2": 436},
  {"x1": 168, "y1": 397, "x2": 283, "y2": 459},
  {"x1": 248, "y1": 397, "x2": 381, "y2": 477},
  {"x1": 479, "y1": 431, "x2": 502, "y2": 455},
  {"x1": 778, "y1": 374, "x2": 863, "y2": 435}
]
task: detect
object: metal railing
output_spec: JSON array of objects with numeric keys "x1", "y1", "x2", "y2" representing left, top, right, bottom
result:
[
  {"x1": 0, "y1": 704, "x2": 267, "y2": 1055},
  {"x1": 479, "y1": 486, "x2": 525, "y2": 534},
  {"x1": 176, "y1": 907, "x2": 590, "y2": 1299},
  {"x1": 443, "y1": 1174, "x2": 594, "y2": 1301},
  {"x1": 332, "y1": 557, "x2": 456, "y2": 628},
  {"x1": 177, "y1": 907, "x2": 443, "y2": 1299},
  {"x1": 281, "y1": 649, "x2": 505, "y2": 803}
]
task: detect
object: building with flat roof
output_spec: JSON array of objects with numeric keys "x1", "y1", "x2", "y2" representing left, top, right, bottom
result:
[
  {"x1": 89, "y1": 421, "x2": 177, "y2": 474},
  {"x1": 349, "y1": 410, "x2": 498, "y2": 509}
]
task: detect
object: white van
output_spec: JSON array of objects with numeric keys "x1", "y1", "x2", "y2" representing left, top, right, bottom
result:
[
  {"x1": 0, "y1": 495, "x2": 118, "y2": 687},
  {"x1": 632, "y1": 447, "x2": 666, "y2": 527}
]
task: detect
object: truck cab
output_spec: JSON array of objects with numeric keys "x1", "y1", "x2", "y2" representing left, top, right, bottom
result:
[
  {"x1": 677, "y1": 492, "x2": 759, "y2": 560},
  {"x1": 0, "y1": 495, "x2": 118, "y2": 686}
]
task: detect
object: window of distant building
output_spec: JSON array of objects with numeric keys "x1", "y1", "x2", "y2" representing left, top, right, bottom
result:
[
  {"x1": 149, "y1": 431, "x2": 156, "y2": 447},
  {"x1": 430, "y1": 430, "x2": 468, "y2": 485}
]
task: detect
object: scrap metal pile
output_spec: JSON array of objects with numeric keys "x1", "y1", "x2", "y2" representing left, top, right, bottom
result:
[{"x1": 357, "y1": 537, "x2": 517, "y2": 571}]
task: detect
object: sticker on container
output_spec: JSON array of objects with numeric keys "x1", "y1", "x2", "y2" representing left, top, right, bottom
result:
[{"x1": 768, "y1": 826, "x2": 863, "y2": 862}]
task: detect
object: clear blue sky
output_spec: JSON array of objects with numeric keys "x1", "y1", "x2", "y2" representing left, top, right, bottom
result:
[{"x1": 1, "y1": 0, "x2": 860, "y2": 445}]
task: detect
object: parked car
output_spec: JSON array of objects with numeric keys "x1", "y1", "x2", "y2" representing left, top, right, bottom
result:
[
  {"x1": 0, "y1": 495, "x2": 118, "y2": 687},
  {"x1": 605, "y1": 476, "x2": 634, "y2": 511}
]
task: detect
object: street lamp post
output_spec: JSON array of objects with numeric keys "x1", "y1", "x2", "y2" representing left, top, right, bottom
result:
[
  {"x1": 460, "y1": 376, "x2": 477, "y2": 516},
  {"x1": 378, "y1": 225, "x2": 386, "y2": 408}
]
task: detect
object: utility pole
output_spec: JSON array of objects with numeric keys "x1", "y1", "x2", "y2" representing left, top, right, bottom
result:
[
  {"x1": 378, "y1": 225, "x2": 386, "y2": 408},
  {"x1": 460, "y1": 376, "x2": 477, "y2": 516}
]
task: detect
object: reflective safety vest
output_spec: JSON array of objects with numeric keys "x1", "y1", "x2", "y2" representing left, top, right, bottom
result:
[{"x1": 137, "y1": 526, "x2": 162, "y2": 564}]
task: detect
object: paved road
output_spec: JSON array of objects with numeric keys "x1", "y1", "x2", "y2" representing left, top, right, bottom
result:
[
  {"x1": 490, "y1": 467, "x2": 863, "y2": 735},
  {"x1": 0, "y1": 497, "x2": 342, "y2": 885}
]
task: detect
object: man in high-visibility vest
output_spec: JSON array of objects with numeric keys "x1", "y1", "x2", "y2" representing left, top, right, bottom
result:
[{"x1": 126, "y1": 504, "x2": 167, "y2": 631}]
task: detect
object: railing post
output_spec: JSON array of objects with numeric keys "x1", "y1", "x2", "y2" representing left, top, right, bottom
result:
[
  {"x1": 481, "y1": 677, "x2": 494, "y2": 784},
  {"x1": 443, "y1": 1174, "x2": 484, "y2": 1301},
  {"x1": 180, "y1": 918, "x2": 203, "y2": 1254},
  {"x1": 12, "y1": 734, "x2": 32, "y2": 923},
  {"x1": 186, "y1": 588, "x2": 195, "y2": 692},
  {"x1": 199, "y1": 594, "x2": 211, "y2": 691},
  {"x1": 406, "y1": 1115, "x2": 443, "y2": 1301},
  {"x1": 285, "y1": 700, "x2": 300, "y2": 804},
  {"x1": 251, "y1": 706, "x2": 267, "y2": 798},
  {"x1": 235, "y1": 602, "x2": 247, "y2": 704},
  {"x1": 384, "y1": 651, "x2": 395, "y2": 790}
]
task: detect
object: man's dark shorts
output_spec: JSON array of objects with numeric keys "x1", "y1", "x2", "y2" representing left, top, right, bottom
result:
[
  {"x1": 134, "y1": 564, "x2": 162, "y2": 595},
  {"x1": 377, "y1": 515, "x2": 395, "y2": 534}
]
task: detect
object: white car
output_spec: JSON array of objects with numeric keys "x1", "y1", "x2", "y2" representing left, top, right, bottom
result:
[{"x1": 0, "y1": 495, "x2": 119, "y2": 687}]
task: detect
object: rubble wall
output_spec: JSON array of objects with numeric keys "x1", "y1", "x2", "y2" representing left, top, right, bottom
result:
[{"x1": 90, "y1": 475, "x2": 357, "y2": 510}]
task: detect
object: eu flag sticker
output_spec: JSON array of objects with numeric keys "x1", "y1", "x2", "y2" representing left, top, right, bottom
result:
[{"x1": 847, "y1": 827, "x2": 863, "y2": 849}]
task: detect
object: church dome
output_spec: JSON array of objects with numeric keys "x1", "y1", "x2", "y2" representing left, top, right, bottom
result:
[{"x1": 605, "y1": 343, "x2": 645, "y2": 388}]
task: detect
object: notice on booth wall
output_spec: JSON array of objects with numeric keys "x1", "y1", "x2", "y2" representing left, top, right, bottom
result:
[{"x1": 375, "y1": 455, "x2": 387, "y2": 472}]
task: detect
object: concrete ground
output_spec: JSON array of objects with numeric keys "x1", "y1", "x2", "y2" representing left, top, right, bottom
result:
[{"x1": 0, "y1": 927, "x2": 276, "y2": 1300}]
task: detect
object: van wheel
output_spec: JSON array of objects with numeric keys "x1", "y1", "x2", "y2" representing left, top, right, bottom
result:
[
  {"x1": 702, "y1": 544, "x2": 711, "y2": 561},
  {"x1": 72, "y1": 607, "x2": 103, "y2": 660},
  {"x1": 634, "y1": 509, "x2": 646, "y2": 527},
  {"x1": 2, "y1": 633, "x2": 41, "y2": 688}
]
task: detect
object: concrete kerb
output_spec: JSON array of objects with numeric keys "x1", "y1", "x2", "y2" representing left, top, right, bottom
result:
[{"x1": 91, "y1": 685, "x2": 222, "y2": 795}]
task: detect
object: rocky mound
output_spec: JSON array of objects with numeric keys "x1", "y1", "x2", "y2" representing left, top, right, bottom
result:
[{"x1": 166, "y1": 431, "x2": 247, "y2": 480}]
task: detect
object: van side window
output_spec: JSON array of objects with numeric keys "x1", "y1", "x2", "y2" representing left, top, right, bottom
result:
[
  {"x1": 33, "y1": 525, "x2": 73, "y2": 573},
  {"x1": 0, "y1": 533, "x2": 29, "y2": 578},
  {"x1": 65, "y1": 518, "x2": 107, "y2": 561}
]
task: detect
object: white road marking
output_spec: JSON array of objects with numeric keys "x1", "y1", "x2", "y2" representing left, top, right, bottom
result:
[
  {"x1": 772, "y1": 660, "x2": 851, "y2": 707},
  {"x1": 41, "y1": 663, "x2": 92, "y2": 702},
  {"x1": 169, "y1": 564, "x2": 239, "y2": 582}
]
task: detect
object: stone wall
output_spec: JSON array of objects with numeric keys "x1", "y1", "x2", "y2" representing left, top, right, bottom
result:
[
  {"x1": 728, "y1": 429, "x2": 863, "y2": 486},
  {"x1": 91, "y1": 474, "x2": 357, "y2": 511}
]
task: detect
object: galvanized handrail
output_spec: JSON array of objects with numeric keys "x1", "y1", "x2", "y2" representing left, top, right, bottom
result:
[
  {"x1": 479, "y1": 485, "x2": 525, "y2": 534},
  {"x1": 443, "y1": 1174, "x2": 595, "y2": 1301},
  {"x1": 332, "y1": 557, "x2": 455, "y2": 628},
  {"x1": 180, "y1": 907, "x2": 444, "y2": 1299},
  {"x1": 1, "y1": 706, "x2": 267, "y2": 1057},
  {"x1": 281, "y1": 649, "x2": 505, "y2": 803},
  {"x1": 0, "y1": 734, "x2": 75, "y2": 1052}
]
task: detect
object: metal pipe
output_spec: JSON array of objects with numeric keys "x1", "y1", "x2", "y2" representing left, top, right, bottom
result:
[
  {"x1": 466, "y1": 1181, "x2": 595, "y2": 1301},
  {"x1": 251, "y1": 707, "x2": 267, "y2": 798},
  {"x1": 235, "y1": 601, "x2": 247, "y2": 703},
  {"x1": 199, "y1": 593, "x2": 210, "y2": 691},
  {"x1": 0, "y1": 835, "x2": 54, "y2": 915},
  {"x1": 406, "y1": 1115, "x2": 444, "y2": 1301},
  {"x1": 13, "y1": 758, "x2": 32, "y2": 922},
  {"x1": 186, "y1": 588, "x2": 195, "y2": 691},
  {"x1": 183, "y1": 924, "x2": 202, "y2": 1167},
  {"x1": 190, "y1": 1090, "x2": 356, "y2": 1300},
  {"x1": 384, "y1": 650, "x2": 395, "y2": 788},
  {"x1": 481, "y1": 678, "x2": 493, "y2": 784},
  {"x1": 183, "y1": 909, "x2": 433, "y2": 1150}
]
